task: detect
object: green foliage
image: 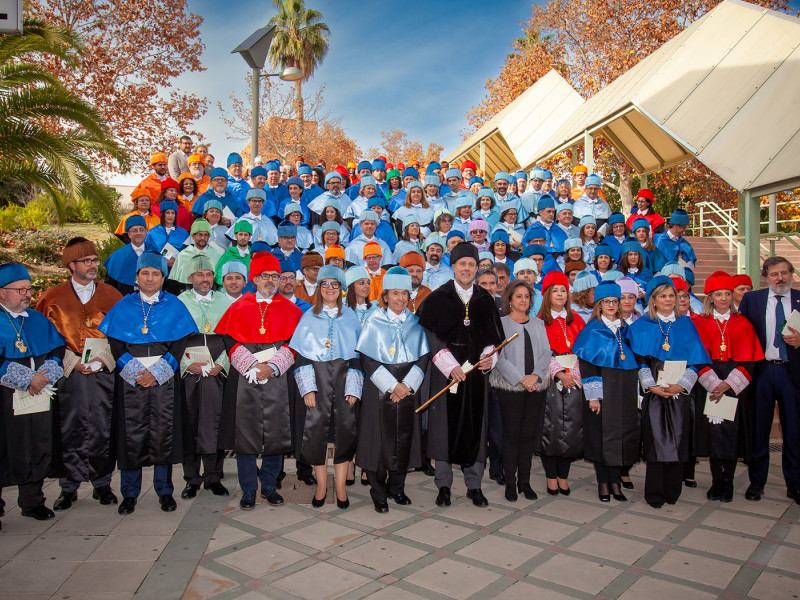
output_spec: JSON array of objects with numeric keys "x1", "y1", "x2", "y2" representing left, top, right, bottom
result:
[
  {"x1": 2, "y1": 228, "x2": 72, "y2": 264},
  {"x1": 31, "y1": 274, "x2": 67, "y2": 305},
  {"x1": 95, "y1": 234, "x2": 124, "y2": 279}
]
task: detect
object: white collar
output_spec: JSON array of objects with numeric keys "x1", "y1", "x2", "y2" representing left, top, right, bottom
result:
[
  {"x1": 615, "y1": 235, "x2": 626, "y2": 242},
  {"x1": 140, "y1": 291, "x2": 160, "y2": 304},
  {"x1": 194, "y1": 290, "x2": 213, "y2": 302},
  {"x1": 769, "y1": 289, "x2": 790, "y2": 299},
  {"x1": 367, "y1": 268, "x2": 382, "y2": 277},
  {"x1": 356, "y1": 302, "x2": 367, "y2": 311},
  {"x1": 237, "y1": 246, "x2": 249, "y2": 257},
  {"x1": 165, "y1": 226, "x2": 175, "y2": 233},
  {"x1": 156, "y1": 174, "x2": 166, "y2": 181},
  {"x1": 256, "y1": 292, "x2": 273, "y2": 304},
  {"x1": 387, "y1": 307, "x2": 406, "y2": 322},
  {"x1": 225, "y1": 292, "x2": 241, "y2": 301},
  {"x1": 287, "y1": 295, "x2": 298, "y2": 303},
  {"x1": 280, "y1": 248, "x2": 294, "y2": 257},
  {"x1": 71, "y1": 278, "x2": 94, "y2": 292},
  {"x1": 657, "y1": 312, "x2": 676, "y2": 323},
  {"x1": 131, "y1": 243, "x2": 145, "y2": 256},
  {"x1": 638, "y1": 208, "x2": 649, "y2": 216},
  {"x1": 713, "y1": 309, "x2": 730, "y2": 321},
  {"x1": 551, "y1": 309, "x2": 567, "y2": 320},
  {"x1": 601, "y1": 315, "x2": 621, "y2": 332},
  {"x1": 667, "y1": 230, "x2": 679, "y2": 241},
  {"x1": 322, "y1": 304, "x2": 339, "y2": 317},
  {"x1": 0, "y1": 303, "x2": 28, "y2": 318}
]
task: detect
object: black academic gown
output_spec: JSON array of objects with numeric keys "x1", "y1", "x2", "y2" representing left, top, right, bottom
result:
[
  {"x1": 182, "y1": 333, "x2": 227, "y2": 455},
  {"x1": 417, "y1": 281, "x2": 503, "y2": 466}
]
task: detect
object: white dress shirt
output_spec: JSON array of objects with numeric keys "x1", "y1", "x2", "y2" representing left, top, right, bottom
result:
[
  {"x1": 71, "y1": 279, "x2": 95, "y2": 305},
  {"x1": 131, "y1": 243, "x2": 145, "y2": 257},
  {"x1": 766, "y1": 290, "x2": 792, "y2": 360},
  {"x1": 455, "y1": 282, "x2": 473, "y2": 304},
  {"x1": 140, "y1": 291, "x2": 160, "y2": 304}
]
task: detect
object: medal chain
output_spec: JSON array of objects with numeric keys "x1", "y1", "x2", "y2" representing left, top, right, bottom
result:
[
  {"x1": 3, "y1": 308, "x2": 27, "y2": 351},
  {"x1": 140, "y1": 300, "x2": 154, "y2": 334}
]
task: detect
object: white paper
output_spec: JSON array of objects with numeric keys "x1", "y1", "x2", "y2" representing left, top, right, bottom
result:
[
  {"x1": 138, "y1": 355, "x2": 162, "y2": 368},
  {"x1": 13, "y1": 387, "x2": 51, "y2": 415},
  {"x1": 161, "y1": 243, "x2": 179, "y2": 259},
  {"x1": 656, "y1": 360, "x2": 687, "y2": 386},
  {"x1": 81, "y1": 337, "x2": 110, "y2": 364},
  {"x1": 555, "y1": 354, "x2": 578, "y2": 371},
  {"x1": 222, "y1": 206, "x2": 236, "y2": 221},
  {"x1": 782, "y1": 309, "x2": 800, "y2": 335},
  {"x1": 704, "y1": 393, "x2": 738, "y2": 421},
  {"x1": 449, "y1": 360, "x2": 473, "y2": 394},
  {"x1": 508, "y1": 230, "x2": 523, "y2": 245},
  {"x1": 253, "y1": 348, "x2": 276, "y2": 363},
  {"x1": 185, "y1": 346, "x2": 213, "y2": 366}
]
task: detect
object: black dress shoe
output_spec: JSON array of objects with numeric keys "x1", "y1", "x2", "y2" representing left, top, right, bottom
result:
[
  {"x1": 466, "y1": 488, "x2": 489, "y2": 507},
  {"x1": 435, "y1": 486, "x2": 451, "y2": 507},
  {"x1": 505, "y1": 483, "x2": 518, "y2": 502},
  {"x1": 621, "y1": 478, "x2": 634, "y2": 490},
  {"x1": 546, "y1": 487, "x2": 559, "y2": 496},
  {"x1": 311, "y1": 492, "x2": 326, "y2": 508},
  {"x1": 422, "y1": 462, "x2": 436, "y2": 477},
  {"x1": 490, "y1": 473, "x2": 506, "y2": 486},
  {"x1": 53, "y1": 491, "x2": 78, "y2": 511},
  {"x1": 118, "y1": 497, "x2": 137, "y2": 515},
  {"x1": 558, "y1": 485, "x2": 571, "y2": 496},
  {"x1": 707, "y1": 481, "x2": 723, "y2": 501},
  {"x1": 206, "y1": 481, "x2": 230, "y2": 496},
  {"x1": 336, "y1": 495, "x2": 350, "y2": 509},
  {"x1": 240, "y1": 490, "x2": 256, "y2": 510},
  {"x1": 301, "y1": 473, "x2": 318, "y2": 486},
  {"x1": 721, "y1": 480, "x2": 734, "y2": 503},
  {"x1": 390, "y1": 492, "x2": 412, "y2": 505},
  {"x1": 159, "y1": 494, "x2": 177, "y2": 512},
  {"x1": 684, "y1": 479, "x2": 698, "y2": 488},
  {"x1": 519, "y1": 485, "x2": 538, "y2": 501},
  {"x1": 787, "y1": 488, "x2": 800, "y2": 505},
  {"x1": 610, "y1": 483, "x2": 627, "y2": 502},
  {"x1": 21, "y1": 505, "x2": 55, "y2": 520},
  {"x1": 373, "y1": 499, "x2": 389, "y2": 513},
  {"x1": 261, "y1": 489, "x2": 284, "y2": 506},
  {"x1": 745, "y1": 483, "x2": 764, "y2": 501},
  {"x1": 598, "y1": 483, "x2": 610, "y2": 502},
  {"x1": 181, "y1": 483, "x2": 200, "y2": 500},
  {"x1": 92, "y1": 486, "x2": 118, "y2": 505}
]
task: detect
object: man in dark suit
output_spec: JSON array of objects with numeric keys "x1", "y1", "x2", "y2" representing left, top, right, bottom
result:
[{"x1": 738, "y1": 256, "x2": 800, "y2": 504}]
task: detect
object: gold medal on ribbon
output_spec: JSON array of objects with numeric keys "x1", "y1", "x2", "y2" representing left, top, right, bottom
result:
[
  {"x1": 15, "y1": 340, "x2": 27, "y2": 352},
  {"x1": 204, "y1": 322, "x2": 211, "y2": 333}
]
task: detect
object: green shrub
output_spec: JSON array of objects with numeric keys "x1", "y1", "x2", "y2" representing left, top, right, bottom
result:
[
  {"x1": 3, "y1": 228, "x2": 73, "y2": 265},
  {"x1": 96, "y1": 235, "x2": 124, "y2": 278}
]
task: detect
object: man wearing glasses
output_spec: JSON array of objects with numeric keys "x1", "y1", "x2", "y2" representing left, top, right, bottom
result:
[
  {"x1": 215, "y1": 253, "x2": 302, "y2": 509},
  {"x1": 36, "y1": 238, "x2": 123, "y2": 511},
  {"x1": 0, "y1": 263, "x2": 65, "y2": 523}
]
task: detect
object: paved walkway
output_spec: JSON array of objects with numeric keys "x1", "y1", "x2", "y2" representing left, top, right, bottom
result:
[{"x1": 0, "y1": 456, "x2": 798, "y2": 600}]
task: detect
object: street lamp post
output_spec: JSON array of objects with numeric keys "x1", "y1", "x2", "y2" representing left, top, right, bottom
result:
[{"x1": 232, "y1": 26, "x2": 303, "y2": 163}]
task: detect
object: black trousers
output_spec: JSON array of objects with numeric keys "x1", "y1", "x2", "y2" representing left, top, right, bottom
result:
[
  {"x1": 366, "y1": 469, "x2": 406, "y2": 503},
  {"x1": 296, "y1": 460, "x2": 313, "y2": 479},
  {"x1": 6, "y1": 481, "x2": 45, "y2": 510},
  {"x1": 541, "y1": 455, "x2": 571, "y2": 479},
  {"x1": 710, "y1": 457, "x2": 737, "y2": 481},
  {"x1": 683, "y1": 458, "x2": 696, "y2": 480},
  {"x1": 183, "y1": 449, "x2": 225, "y2": 486},
  {"x1": 498, "y1": 390, "x2": 538, "y2": 486},
  {"x1": 644, "y1": 461, "x2": 683, "y2": 506},
  {"x1": 487, "y1": 389, "x2": 504, "y2": 478},
  {"x1": 594, "y1": 464, "x2": 622, "y2": 484}
]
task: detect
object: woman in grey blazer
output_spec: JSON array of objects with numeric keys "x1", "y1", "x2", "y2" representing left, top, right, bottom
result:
[{"x1": 491, "y1": 280, "x2": 552, "y2": 501}]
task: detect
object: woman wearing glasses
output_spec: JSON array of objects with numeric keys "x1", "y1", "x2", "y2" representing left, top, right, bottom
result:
[{"x1": 289, "y1": 266, "x2": 364, "y2": 509}]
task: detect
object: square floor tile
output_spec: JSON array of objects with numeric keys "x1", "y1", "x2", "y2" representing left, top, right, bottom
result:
[
  {"x1": 438, "y1": 502, "x2": 512, "y2": 527},
  {"x1": 393, "y1": 519, "x2": 474, "y2": 547},
  {"x1": 568, "y1": 531, "x2": 652, "y2": 565},
  {"x1": 768, "y1": 544, "x2": 800, "y2": 573},
  {"x1": 455, "y1": 535, "x2": 541, "y2": 569},
  {"x1": 0, "y1": 534, "x2": 37, "y2": 559},
  {"x1": 182, "y1": 565, "x2": 239, "y2": 599},
  {"x1": 748, "y1": 570, "x2": 800, "y2": 600},
  {"x1": 528, "y1": 553, "x2": 623, "y2": 594},
  {"x1": 283, "y1": 520, "x2": 365, "y2": 552},
  {"x1": 680, "y1": 528, "x2": 760, "y2": 561},
  {"x1": 617, "y1": 576, "x2": 716, "y2": 600},
  {"x1": 205, "y1": 523, "x2": 256, "y2": 553},
  {"x1": 14, "y1": 534, "x2": 104, "y2": 562},
  {"x1": 339, "y1": 538, "x2": 428, "y2": 574},
  {"x1": 493, "y1": 581, "x2": 583, "y2": 600},
  {"x1": 57, "y1": 560, "x2": 152, "y2": 593},
  {"x1": 782, "y1": 523, "x2": 800, "y2": 546},
  {"x1": 499, "y1": 515, "x2": 578, "y2": 544},
  {"x1": 602, "y1": 512, "x2": 678, "y2": 541},
  {"x1": 361, "y1": 587, "x2": 427, "y2": 600},
  {"x1": 650, "y1": 549, "x2": 741, "y2": 588},
  {"x1": 216, "y1": 539, "x2": 307, "y2": 578},
  {"x1": 337, "y1": 503, "x2": 414, "y2": 529},
  {"x1": 534, "y1": 500, "x2": 608, "y2": 525},
  {"x1": 87, "y1": 534, "x2": 171, "y2": 562},
  {"x1": 272, "y1": 561, "x2": 371, "y2": 600},
  {"x1": 701, "y1": 511, "x2": 774, "y2": 537},
  {"x1": 404, "y1": 557, "x2": 502, "y2": 598},
  {"x1": 0, "y1": 560, "x2": 78, "y2": 594},
  {"x1": 228, "y1": 505, "x2": 310, "y2": 532}
]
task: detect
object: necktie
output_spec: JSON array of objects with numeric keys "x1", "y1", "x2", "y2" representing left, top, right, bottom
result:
[{"x1": 775, "y1": 296, "x2": 788, "y2": 361}]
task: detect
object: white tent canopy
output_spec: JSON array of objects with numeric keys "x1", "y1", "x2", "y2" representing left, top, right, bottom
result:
[{"x1": 446, "y1": 70, "x2": 584, "y2": 181}]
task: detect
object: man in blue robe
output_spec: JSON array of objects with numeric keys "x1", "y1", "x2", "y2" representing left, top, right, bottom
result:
[
  {"x1": 271, "y1": 221, "x2": 304, "y2": 273},
  {"x1": 225, "y1": 152, "x2": 251, "y2": 213},
  {"x1": 296, "y1": 163, "x2": 324, "y2": 201},
  {"x1": 104, "y1": 215, "x2": 148, "y2": 295},
  {"x1": 654, "y1": 209, "x2": 697, "y2": 271},
  {"x1": 0, "y1": 264, "x2": 65, "y2": 522},
  {"x1": 191, "y1": 168, "x2": 242, "y2": 219}
]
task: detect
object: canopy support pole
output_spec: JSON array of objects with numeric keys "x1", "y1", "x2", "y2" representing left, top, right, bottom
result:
[
  {"x1": 479, "y1": 140, "x2": 486, "y2": 173},
  {"x1": 743, "y1": 190, "x2": 761, "y2": 289},
  {"x1": 769, "y1": 194, "x2": 777, "y2": 233},
  {"x1": 584, "y1": 131, "x2": 594, "y2": 173}
]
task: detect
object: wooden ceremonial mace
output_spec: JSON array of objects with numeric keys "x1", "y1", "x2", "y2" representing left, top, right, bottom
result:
[{"x1": 415, "y1": 332, "x2": 519, "y2": 413}]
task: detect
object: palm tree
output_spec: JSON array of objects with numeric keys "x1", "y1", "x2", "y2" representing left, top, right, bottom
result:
[
  {"x1": 0, "y1": 18, "x2": 129, "y2": 228},
  {"x1": 268, "y1": 0, "x2": 330, "y2": 156}
]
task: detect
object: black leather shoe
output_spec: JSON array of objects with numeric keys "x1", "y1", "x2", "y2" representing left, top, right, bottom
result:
[
  {"x1": 621, "y1": 478, "x2": 634, "y2": 490},
  {"x1": 745, "y1": 483, "x2": 764, "y2": 501},
  {"x1": 435, "y1": 486, "x2": 451, "y2": 507},
  {"x1": 390, "y1": 492, "x2": 412, "y2": 505},
  {"x1": 422, "y1": 462, "x2": 436, "y2": 477},
  {"x1": 546, "y1": 487, "x2": 559, "y2": 496},
  {"x1": 598, "y1": 483, "x2": 610, "y2": 502},
  {"x1": 118, "y1": 497, "x2": 137, "y2": 515},
  {"x1": 261, "y1": 489, "x2": 284, "y2": 506},
  {"x1": 518, "y1": 484, "x2": 538, "y2": 501},
  {"x1": 787, "y1": 488, "x2": 800, "y2": 505},
  {"x1": 466, "y1": 488, "x2": 489, "y2": 507},
  {"x1": 610, "y1": 483, "x2": 627, "y2": 502},
  {"x1": 206, "y1": 481, "x2": 230, "y2": 496},
  {"x1": 181, "y1": 483, "x2": 200, "y2": 500},
  {"x1": 490, "y1": 473, "x2": 506, "y2": 486},
  {"x1": 336, "y1": 495, "x2": 350, "y2": 509},
  {"x1": 721, "y1": 480, "x2": 734, "y2": 503},
  {"x1": 706, "y1": 481, "x2": 722, "y2": 501},
  {"x1": 240, "y1": 490, "x2": 256, "y2": 510},
  {"x1": 558, "y1": 485, "x2": 571, "y2": 496},
  {"x1": 159, "y1": 494, "x2": 177, "y2": 512},
  {"x1": 505, "y1": 483, "x2": 518, "y2": 502},
  {"x1": 21, "y1": 505, "x2": 55, "y2": 520},
  {"x1": 301, "y1": 474, "x2": 318, "y2": 486},
  {"x1": 53, "y1": 491, "x2": 78, "y2": 511},
  {"x1": 92, "y1": 486, "x2": 118, "y2": 505},
  {"x1": 684, "y1": 479, "x2": 698, "y2": 488},
  {"x1": 373, "y1": 499, "x2": 389, "y2": 513},
  {"x1": 311, "y1": 493, "x2": 326, "y2": 508}
]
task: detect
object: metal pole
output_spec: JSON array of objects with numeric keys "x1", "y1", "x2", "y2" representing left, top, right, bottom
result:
[
  {"x1": 769, "y1": 193, "x2": 777, "y2": 233},
  {"x1": 584, "y1": 131, "x2": 594, "y2": 173},
  {"x1": 744, "y1": 190, "x2": 761, "y2": 289},
  {"x1": 251, "y1": 67, "x2": 260, "y2": 164}
]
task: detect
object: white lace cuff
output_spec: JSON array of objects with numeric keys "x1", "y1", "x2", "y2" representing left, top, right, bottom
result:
[
  {"x1": 638, "y1": 365, "x2": 656, "y2": 390},
  {"x1": 0, "y1": 361, "x2": 35, "y2": 390},
  {"x1": 345, "y1": 368, "x2": 363, "y2": 399},
  {"x1": 148, "y1": 358, "x2": 175, "y2": 385},
  {"x1": 120, "y1": 358, "x2": 146, "y2": 386},
  {"x1": 677, "y1": 368, "x2": 698, "y2": 393},
  {"x1": 698, "y1": 367, "x2": 723, "y2": 392},
  {"x1": 725, "y1": 367, "x2": 751, "y2": 395},
  {"x1": 294, "y1": 364, "x2": 317, "y2": 396},
  {"x1": 583, "y1": 376, "x2": 603, "y2": 401},
  {"x1": 268, "y1": 346, "x2": 295, "y2": 377}
]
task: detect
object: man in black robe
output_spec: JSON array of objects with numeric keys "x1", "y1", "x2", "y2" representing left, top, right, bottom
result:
[{"x1": 417, "y1": 242, "x2": 503, "y2": 507}]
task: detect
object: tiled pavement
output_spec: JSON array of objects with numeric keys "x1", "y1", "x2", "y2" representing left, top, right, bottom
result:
[{"x1": 1, "y1": 456, "x2": 799, "y2": 600}]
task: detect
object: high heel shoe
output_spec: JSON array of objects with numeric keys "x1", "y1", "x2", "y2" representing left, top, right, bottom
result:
[
  {"x1": 621, "y1": 478, "x2": 634, "y2": 490},
  {"x1": 518, "y1": 482, "x2": 538, "y2": 501},
  {"x1": 311, "y1": 491, "x2": 326, "y2": 508},
  {"x1": 546, "y1": 487, "x2": 559, "y2": 496},
  {"x1": 336, "y1": 495, "x2": 350, "y2": 509},
  {"x1": 360, "y1": 469, "x2": 369, "y2": 486},
  {"x1": 598, "y1": 483, "x2": 610, "y2": 502},
  {"x1": 610, "y1": 483, "x2": 627, "y2": 502},
  {"x1": 558, "y1": 485, "x2": 571, "y2": 496}
]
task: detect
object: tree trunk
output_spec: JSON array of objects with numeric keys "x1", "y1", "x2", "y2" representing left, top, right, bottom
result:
[{"x1": 294, "y1": 79, "x2": 304, "y2": 158}]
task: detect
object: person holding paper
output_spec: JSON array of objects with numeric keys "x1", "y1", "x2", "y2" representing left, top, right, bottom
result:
[
  {"x1": 214, "y1": 252, "x2": 302, "y2": 510},
  {"x1": 626, "y1": 276, "x2": 710, "y2": 509},
  {"x1": 572, "y1": 281, "x2": 639, "y2": 503},
  {"x1": 36, "y1": 238, "x2": 123, "y2": 511},
  {"x1": 738, "y1": 256, "x2": 800, "y2": 504},
  {"x1": 693, "y1": 273, "x2": 764, "y2": 502},
  {"x1": 537, "y1": 271, "x2": 586, "y2": 496},
  {"x1": 176, "y1": 255, "x2": 232, "y2": 500},
  {"x1": 98, "y1": 252, "x2": 198, "y2": 515},
  {"x1": 0, "y1": 263, "x2": 65, "y2": 522},
  {"x1": 417, "y1": 242, "x2": 503, "y2": 508},
  {"x1": 288, "y1": 266, "x2": 364, "y2": 510},
  {"x1": 144, "y1": 200, "x2": 189, "y2": 268}
]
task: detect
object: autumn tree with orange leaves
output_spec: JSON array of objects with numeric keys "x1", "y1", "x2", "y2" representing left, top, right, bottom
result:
[
  {"x1": 26, "y1": 0, "x2": 206, "y2": 174},
  {"x1": 365, "y1": 130, "x2": 443, "y2": 168},
  {"x1": 466, "y1": 0, "x2": 791, "y2": 216}
]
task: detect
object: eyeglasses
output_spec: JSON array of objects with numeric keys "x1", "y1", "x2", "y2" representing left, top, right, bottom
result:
[
  {"x1": 304, "y1": 266, "x2": 320, "y2": 272},
  {"x1": 75, "y1": 258, "x2": 101, "y2": 266},
  {"x1": 4, "y1": 287, "x2": 32, "y2": 295},
  {"x1": 320, "y1": 281, "x2": 341, "y2": 289},
  {"x1": 257, "y1": 273, "x2": 280, "y2": 281},
  {"x1": 600, "y1": 298, "x2": 620, "y2": 305},
  {"x1": 249, "y1": 199, "x2": 265, "y2": 203},
  {"x1": 279, "y1": 276, "x2": 296, "y2": 283}
]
